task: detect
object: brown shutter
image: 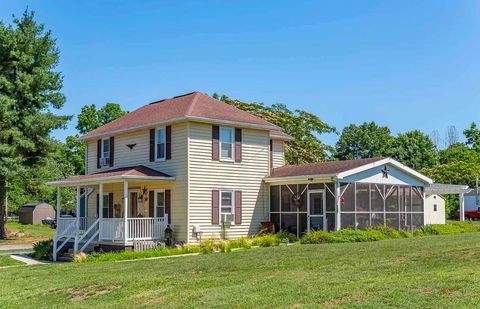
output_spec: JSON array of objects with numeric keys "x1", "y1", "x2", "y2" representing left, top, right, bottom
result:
[
  {"x1": 235, "y1": 128, "x2": 242, "y2": 162},
  {"x1": 96, "y1": 194, "x2": 99, "y2": 217},
  {"x1": 212, "y1": 126, "x2": 219, "y2": 161},
  {"x1": 166, "y1": 125, "x2": 172, "y2": 160},
  {"x1": 109, "y1": 136, "x2": 114, "y2": 167},
  {"x1": 269, "y1": 140, "x2": 273, "y2": 170},
  {"x1": 235, "y1": 191, "x2": 242, "y2": 225},
  {"x1": 212, "y1": 190, "x2": 219, "y2": 224},
  {"x1": 149, "y1": 190, "x2": 155, "y2": 217},
  {"x1": 97, "y1": 139, "x2": 101, "y2": 168},
  {"x1": 165, "y1": 189, "x2": 171, "y2": 224},
  {"x1": 108, "y1": 193, "x2": 114, "y2": 218},
  {"x1": 149, "y1": 129, "x2": 155, "y2": 162}
]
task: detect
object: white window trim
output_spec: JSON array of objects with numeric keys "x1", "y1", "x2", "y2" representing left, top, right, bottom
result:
[
  {"x1": 219, "y1": 126, "x2": 234, "y2": 162},
  {"x1": 154, "y1": 189, "x2": 166, "y2": 218},
  {"x1": 101, "y1": 137, "x2": 111, "y2": 166},
  {"x1": 220, "y1": 190, "x2": 235, "y2": 223},
  {"x1": 155, "y1": 126, "x2": 166, "y2": 162}
]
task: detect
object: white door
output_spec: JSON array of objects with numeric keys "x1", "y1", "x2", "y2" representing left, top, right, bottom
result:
[{"x1": 308, "y1": 190, "x2": 326, "y2": 231}]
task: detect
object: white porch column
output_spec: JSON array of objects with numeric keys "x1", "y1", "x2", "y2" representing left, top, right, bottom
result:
[
  {"x1": 335, "y1": 182, "x2": 341, "y2": 231},
  {"x1": 99, "y1": 183, "x2": 104, "y2": 219},
  {"x1": 124, "y1": 180, "x2": 128, "y2": 241},
  {"x1": 56, "y1": 187, "x2": 61, "y2": 220},
  {"x1": 75, "y1": 185, "x2": 81, "y2": 254},
  {"x1": 460, "y1": 193, "x2": 465, "y2": 222}
]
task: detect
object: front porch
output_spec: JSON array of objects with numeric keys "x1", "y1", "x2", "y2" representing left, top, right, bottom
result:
[{"x1": 48, "y1": 166, "x2": 174, "y2": 261}]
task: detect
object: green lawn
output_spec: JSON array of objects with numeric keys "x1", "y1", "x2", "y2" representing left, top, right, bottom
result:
[
  {"x1": 2, "y1": 233, "x2": 480, "y2": 308},
  {"x1": 0, "y1": 221, "x2": 55, "y2": 245},
  {"x1": 0, "y1": 256, "x2": 24, "y2": 267}
]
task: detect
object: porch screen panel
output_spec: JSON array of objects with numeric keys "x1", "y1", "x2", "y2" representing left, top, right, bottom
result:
[
  {"x1": 341, "y1": 184, "x2": 355, "y2": 212},
  {"x1": 270, "y1": 185, "x2": 280, "y2": 212}
]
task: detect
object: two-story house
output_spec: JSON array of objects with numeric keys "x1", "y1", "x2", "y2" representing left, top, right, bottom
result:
[{"x1": 49, "y1": 92, "x2": 434, "y2": 260}]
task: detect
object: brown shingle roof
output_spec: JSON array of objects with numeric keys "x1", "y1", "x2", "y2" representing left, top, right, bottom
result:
[
  {"x1": 270, "y1": 130, "x2": 293, "y2": 140},
  {"x1": 48, "y1": 166, "x2": 172, "y2": 185},
  {"x1": 81, "y1": 92, "x2": 280, "y2": 140},
  {"x1": 269, "y1": 157, "x2": 385, "y2": 178}
]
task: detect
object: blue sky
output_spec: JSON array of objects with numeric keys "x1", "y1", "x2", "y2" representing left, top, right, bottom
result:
[{"x1": 1, "y1": 1, "x2": 480, "y2": 147}]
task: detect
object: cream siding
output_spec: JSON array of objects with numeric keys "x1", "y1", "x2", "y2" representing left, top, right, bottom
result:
[
  {"x1": 85, "y1": 123, "x2": 189, "y2": 241},
  {"x1": 271, "y1": 139, "x2": 285, "y2": 168},
  {"x1": 188, "y1": 122, "x2": 270, "y2": 242}
]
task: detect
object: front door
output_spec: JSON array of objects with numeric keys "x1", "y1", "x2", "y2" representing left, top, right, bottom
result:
[
  {"x1": 308, "y1": 190, "x2": 326, "y2": 231},
  {"x1": 130, "y1": 191, "x2": 139, "y2": 218}
]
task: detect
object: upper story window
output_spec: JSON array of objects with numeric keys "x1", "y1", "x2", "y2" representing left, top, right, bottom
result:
[
  {"x1": 156, "y1": 127, "x2": 166, "y2": 161},
  {"x1": 101, "y1": 138, "x2": 110, "y2": 165},
  {"x1": 220, "y1": 127, "x2": 233, "y2": 160}
]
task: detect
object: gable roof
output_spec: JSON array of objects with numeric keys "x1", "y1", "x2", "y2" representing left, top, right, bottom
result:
[
  {"x1": 267, "y1": 157, "x2": 433, "y2": 184},
  {"x1": 47, "y1": 166, "x2": 173, "y2": 187},
  {"x1": 81, "y1": 92, "x2": 281, "y2": 140}
]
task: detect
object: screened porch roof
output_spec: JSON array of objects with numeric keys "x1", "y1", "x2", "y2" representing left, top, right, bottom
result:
[
  {"x1": 47, "y1": 165, "x2": 174, "y2": 187},
  {"x1": 424, "y1": 183, "x2": 470, "y2": 195}
]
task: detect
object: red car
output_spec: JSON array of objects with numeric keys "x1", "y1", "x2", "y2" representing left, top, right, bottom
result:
[{"x1": 455, "y1": 207, "x2": 480, "y2": 220}]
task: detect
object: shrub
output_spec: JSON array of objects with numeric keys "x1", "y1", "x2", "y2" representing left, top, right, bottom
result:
[
  {"x1": 368, "y1": 226, "x2": 412, "y2": 239},
  {"x1": 276, "y1": 230, "x2": 297, "y2": 243},
  {"x1": 300, "y1": 230, "x2": 344, "y2": 244},
  {"x1": 73, "y1": 252, "x2": 87, "y2": 263},
  {"x1": 251, "y1": 234, "x2": 280, "y2": 247},
  {"x1": 86, "y1": 245, "x2": 200, "y2": 262},
  {"x1": 414, "y1": 222, "x2": 480, "y2": 236},
  {"x1": 32, "y1": 240, "x2": 52, "y2": 260},
  {"x1": 238, "y1": 237, "x2": 252, "y2": 249},
  {"x1": 200, "y1": 239, "x2": 215, "y2": 254}
]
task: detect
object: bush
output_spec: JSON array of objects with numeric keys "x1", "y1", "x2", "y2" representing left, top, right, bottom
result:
[
  {"x1": 200, "y1": 239, "x2": 215, "y2": 254},
  {"x1": 85, "y1": 245, "x2": 200, "y2": 263},
  {"x1": 32, "y1": 240, "x2": 52, "y2": 260},
  {"x1": 276, "y1": 230, "x2": 297, "y2": 243},
  {"x1": 73, "y1": 252, "x2": 87, "y2": 263},
  {"x1": 367, "y1": 226, "x2": 412, "y2": 239},
  {"x1": 414, "y1": 222, "x2": 480, "y2": 236},
  {"x1": 334, "y1": 229, "x2": 387, "y2": 242},
  {"x1": 300, "y1": 230, "x2": 344, "y2": 244},
  {"x1": 251, "y1": 234, "x2": 280, "y2": 247}
]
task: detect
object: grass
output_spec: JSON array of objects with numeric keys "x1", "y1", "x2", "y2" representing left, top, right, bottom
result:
[
  {"x1": 0, "y1": 256, "x2": 24, "y2": 267},
  {"x1": 2, "y1": 233, "x2": 480, "y2": 307},
  {"x1": 0, "y1": 221, "x2": 55, "y2": 246}
]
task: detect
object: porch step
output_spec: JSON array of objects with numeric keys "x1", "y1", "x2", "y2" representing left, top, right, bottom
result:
[{"x1": 57, "y1": 255, "x2": 73, "y2": 262}]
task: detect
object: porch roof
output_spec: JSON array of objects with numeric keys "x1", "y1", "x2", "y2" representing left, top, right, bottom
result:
[{"x1": 47, "y1": 166, "x2": 174, "y2": 187}]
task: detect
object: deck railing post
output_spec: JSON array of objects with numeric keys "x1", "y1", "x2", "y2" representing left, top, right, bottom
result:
[
  {"x1": 335, "y1": 182, "x2": 341, "y2": 231},
  {"x1": 74, "y1": 185, "x2": 80, "y2": 255},
  {"x1": 124, "y1": 180, "x2": 129, "y2": 242}
]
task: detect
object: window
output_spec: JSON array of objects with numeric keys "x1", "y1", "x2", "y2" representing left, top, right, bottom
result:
[
  {"x1": 102, "y1": 194, "x2": 110, "y2": 218},
  {"x1": 220, "y1": 127, "x2": 233, "y2": 160},
  {"x1": 156, "y1": 127, "x2": 166, "y2": 160},
  {"x1": 102, "y1": 138, "x2": 110, "y2": 165},
  {"x1": 220, "y1": 191, "x2": 234, "y2": 215},
  {"x1": 155, "y1": 190, "x2": 165, "y2": 217},
  {"x1": 433, "y1": 204, "x2": 437, "y2": 212}
]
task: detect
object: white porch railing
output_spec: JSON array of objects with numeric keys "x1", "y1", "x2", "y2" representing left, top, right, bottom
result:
[
  {"x1": 57, "y1": 217, "x2": 76, "y2": 235},
  {"x1": 99, "y1": 218, "x2": 125, "y2": 241},
  {"x1": 127, "y1": 216, "x2": 168, "y2": 241},
  {"x1": 57, "y1": 217, "x2": 168, "y2": 243}
]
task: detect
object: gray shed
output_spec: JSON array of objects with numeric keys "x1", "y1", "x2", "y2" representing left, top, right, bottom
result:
[{"x1": 18, "y1": 202, "x2": 56, "y2": 225}]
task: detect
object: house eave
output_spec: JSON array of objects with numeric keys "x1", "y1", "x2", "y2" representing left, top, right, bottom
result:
[
  {"x1": 47, "y1": 175, "x2": 175, "y2": 187},
  {"x1": 80, "y1": 116, "x2": 280, "y2": 141},
  {"x1": 264, "y1": 174, "x2": 338, "y2": 184}
]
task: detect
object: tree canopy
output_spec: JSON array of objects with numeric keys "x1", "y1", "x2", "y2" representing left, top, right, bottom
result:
[
  {"x1": 215, "y1": 94, "x2": 336, "y2": 164},
  {"x1": 390, "y1": 130, "x2": 438, "y2": 170},
  {"x1": 335, "y1": 122, "x2": 393, "y2": 160},
  {"x1": 0, "y1": 10, "x2": 70, "y2": 237}
]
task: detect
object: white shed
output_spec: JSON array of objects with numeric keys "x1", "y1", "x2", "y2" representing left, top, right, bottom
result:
[{"x1": 424, "y1": 194, "x2": 445, "y2": 225}]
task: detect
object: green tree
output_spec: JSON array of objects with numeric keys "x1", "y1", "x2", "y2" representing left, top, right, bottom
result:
[
  {"x1": 335, "y1": 122, "x2": 393, "y2": 160},
  {"x1": 390, "y1": 130, "x2": 438, "y2": 170},
  {"x1": 463, "y1": 122, "x2": 480, "y2": 149},
  {"x1": 0, "y1": 11, "x2": 71, "y2": 238},
  {"x1": 218, "y1": 95, "x2": 336, "y2": 164},
  {"x1": 66, "y1": 103, "x2": 128, "y2": 174},
  {"x1": 439, "y1": 143, "x2": 480, "y2": 165}
]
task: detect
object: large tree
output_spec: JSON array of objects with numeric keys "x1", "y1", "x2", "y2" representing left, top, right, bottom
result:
[
  {"x1": 463, "y1": 122, "x2": 480, "y2": 149},
  {"x1": 0, "y1": 11, "x2": 70, "y2": 238},
  {"x1": 335, "y1": 122, "x2": 393, "y2": 160},
  {"x1": 66, "y1": 103, "x2": 128, "y2": 174},
  {"x1": 215, "y1": 94, "x2": 336, "y2": 164},
  {"x1": 390, "y1": 130, "x2": 438, "y2": 170}
]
